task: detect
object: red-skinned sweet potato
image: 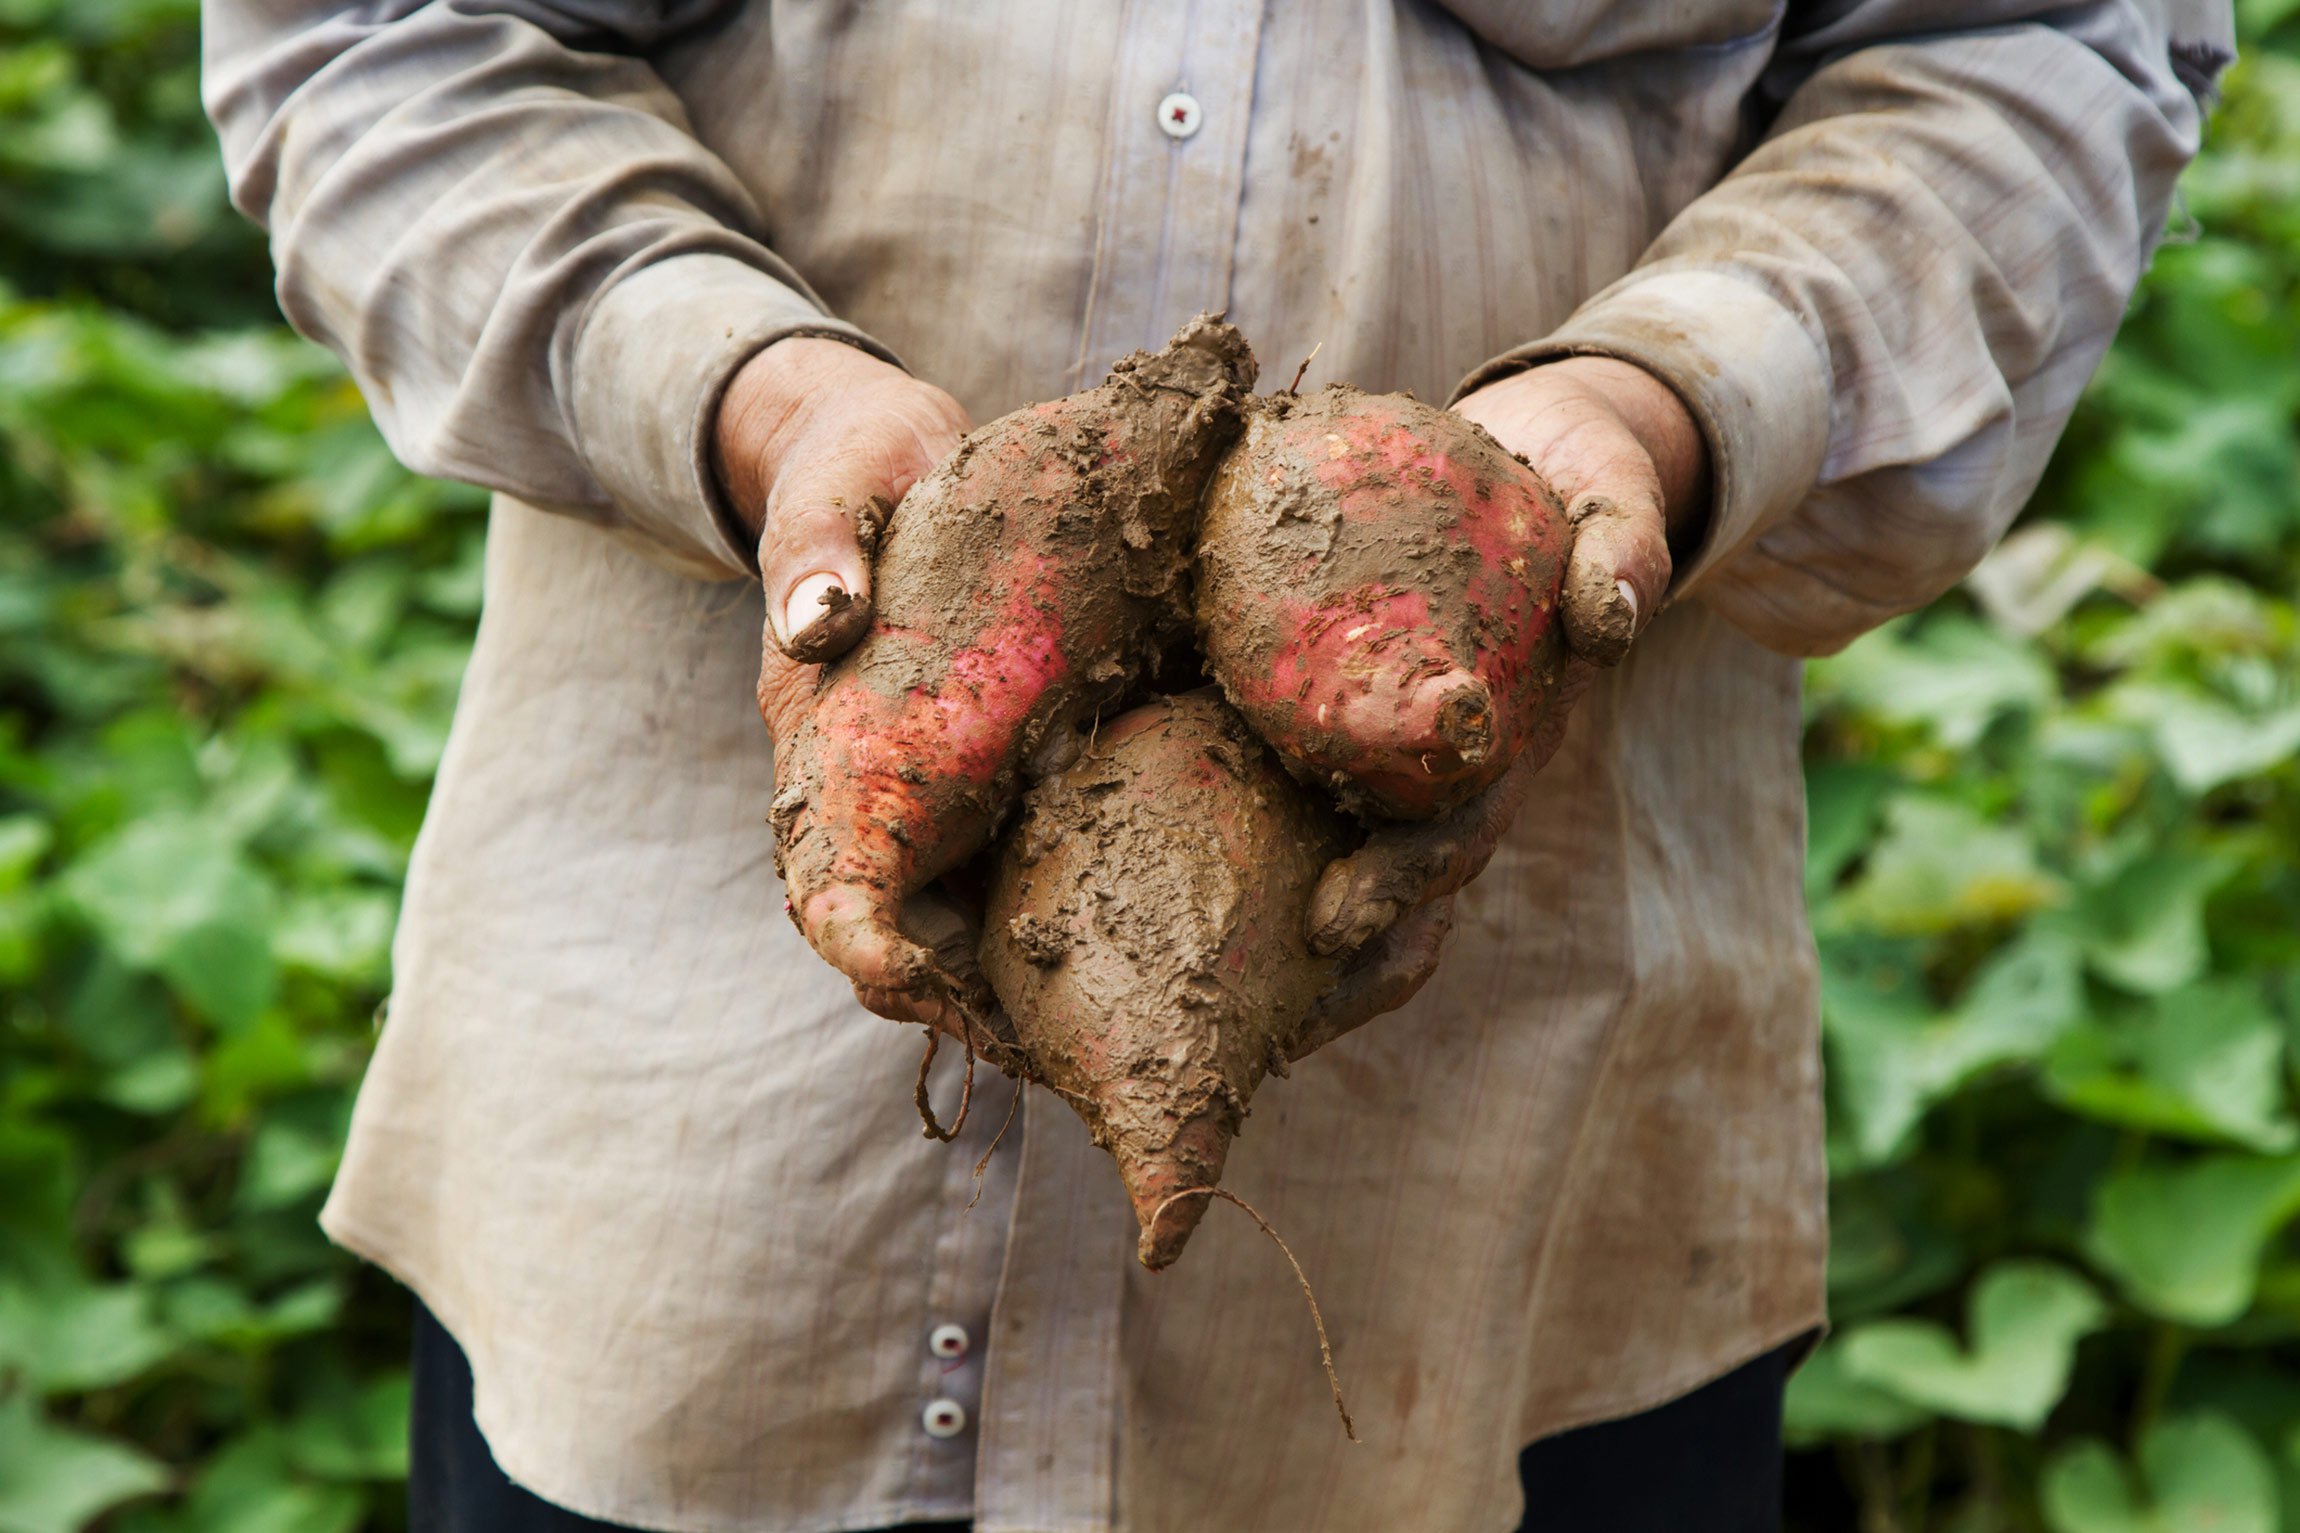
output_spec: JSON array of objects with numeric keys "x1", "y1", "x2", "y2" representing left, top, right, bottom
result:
[
  {"x1": 978, "y1": 691, "x2": 1346, "y2": 1270},
  {"x1": 770, "y1": 318, "x2": 1256, "y2": 1016},
  {"x1": 1194, "y1": 386, "x2": 1573, "y2": 820}
]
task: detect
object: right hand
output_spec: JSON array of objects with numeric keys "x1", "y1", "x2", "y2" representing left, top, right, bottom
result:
[{"x1": 713, "y1": 335, "x2": 971, "y2": 662}]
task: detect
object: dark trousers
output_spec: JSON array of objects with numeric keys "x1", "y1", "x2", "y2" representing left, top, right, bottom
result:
[{"x1": 410, "y1": 1300, "x2": 1791, "y2": 1532}]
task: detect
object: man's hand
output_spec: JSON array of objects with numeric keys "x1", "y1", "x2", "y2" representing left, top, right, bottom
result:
[
  {"x1": 723, "y1": 339, "x2": 978, "y2": 1032},
  {"x1": 1298, "y1": 356, "x2": 1710, "y2": 1046},
  {"x1": 714, "y1": 336, "x2": 971, "y2": 661}
]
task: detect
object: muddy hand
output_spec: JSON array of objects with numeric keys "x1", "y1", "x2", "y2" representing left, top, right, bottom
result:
[
  {"x1": 1306, "y1": 659, "x2": 1592, "y2": 960},
  {"x1": 1297, "y1": 355, "x2": 1708, "y2": 1024},
  {"x1": 1453, "y1": 354, "x2": 1708, "y2": 665},
  {"x1": 1291, "y1": 896, "x2": 1457, "y2": 1059},
  {"x1": 714, "y1": 335, "x2": 971, "y2": 662},
  {"x1": 876, "y1": 885, "x2": 1000, "y2": 1044},
  {"x1": 757, "y1": 645, "x2": 986, "y2": 1038}
]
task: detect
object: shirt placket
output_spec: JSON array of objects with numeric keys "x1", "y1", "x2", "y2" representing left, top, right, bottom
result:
[
  {"x1": 1069, "y1": 0, "x2": 1268, "y2": 386},
  {"x1": 980, "y1": 7, "x2": 1265, "y2": 1529},
  {"x1": 901, "y1": 1069, "x2": 1026, "y2": 1516},
  {"x1": 971, "y1": 1091, "x2": 1139, "y2": 1533}
]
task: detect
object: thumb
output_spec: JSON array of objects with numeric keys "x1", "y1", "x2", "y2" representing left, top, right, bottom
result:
[
  {"x1": 1557, "y1": 488, "x2": 1671, "y2": 668},
  {"x1": 761, "y1": 473, "x2": 885, "y2": 663}
]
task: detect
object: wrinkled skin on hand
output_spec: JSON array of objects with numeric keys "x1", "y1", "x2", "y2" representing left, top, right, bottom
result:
[{"x1": 716, "y1": 335, "x2": 975, "y2": 661}]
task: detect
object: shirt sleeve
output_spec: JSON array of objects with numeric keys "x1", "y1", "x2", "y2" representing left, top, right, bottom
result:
[
  {"x1": 1453, "y1": 0, "x2": 2230, "y2": 657},
  {"x1": 202, "y1": 0, "x2": 900, "y2": 581}
]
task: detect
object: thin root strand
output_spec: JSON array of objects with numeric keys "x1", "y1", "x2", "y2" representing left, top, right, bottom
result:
[
  {"x1": 1287, "y1": 341, "x2": 1325, "y2": 395},
  {"x1": 1146, "y1": 1186, "x2": 1358, "y2": 1442},
  {"x1": 965, "y1": 1079, "x2": 1024, "y2": 1213},
  {"x1": 913, "y1": 1023, "x2": 977, "y2": 1142}
]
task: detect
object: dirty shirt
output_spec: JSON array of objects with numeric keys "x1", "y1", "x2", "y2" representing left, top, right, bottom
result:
[{"x1": 202, "y1": 2, "x2": 2220, "y2": 1529}]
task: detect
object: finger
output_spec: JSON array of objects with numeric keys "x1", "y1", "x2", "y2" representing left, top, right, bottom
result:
[
  {"x1": 850, "y1": 890, "x2": 1000, "y2": 1043},
  {"x1": 1290, "y1": 897, "x2": 1456, "y2": 1060},
  {"x1": 1305, "y1": 658, "x2": 1595, "y2": 957},
  {"x1": 853, "y1": 981, "x2": 955, "y2": 1030},
  {"x1": 1308, "y1": 751, "x2": 1539, "y2": 958},
  {"x1": 761, "y1": 475, "x2": 877, "y2": 661},
  {"x1": 1560, "y1": 491, "x2": 1671, "y2": 666}
]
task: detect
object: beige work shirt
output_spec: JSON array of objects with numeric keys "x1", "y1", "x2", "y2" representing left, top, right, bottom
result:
[{"x1": 203, "y1": 2, "x2": 2220, "y2": 1528}]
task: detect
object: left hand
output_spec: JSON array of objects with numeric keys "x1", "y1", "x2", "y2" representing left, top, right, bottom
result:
[{"x1": 1294, "y1": 355, "x2": 1711, "y2": 1051}]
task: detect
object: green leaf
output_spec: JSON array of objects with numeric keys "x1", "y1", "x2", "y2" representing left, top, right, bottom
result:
[
  {"x1": 160, "y1": 1276, "x2": 339, "y2": 1349},
  {"x1": 0, "y1": 1275, "x2": 171, "y2": 1392},
  {"x1": 161, "y1": 918, "x2": 278, "y2": 1033},
  {"x1": 198, "y1": 1011, "x2": 318, "y2": 1124},
  {"x1": 1804, "y1": 761, "x2": 1896, "y2": 901},
  {"x1": 1825, "y1": 933, "x2": 2085, "y2": 1163},
  {"x1": 2055, "y1": 850, "x2": 2240, "y2": 996},
  {"x1": 1827, "y1": 797, "x2": 2063, "y2": 937},
  {"x1": 0, "y1": 816, "x2": 51, "y2": 889},
  {"x1": 100, "y1": 1048, "x2": 199, "y2": 1115},
  {"x1": 2111, "y1": 684, "x2": 2300, "y2": 795},
  {"x1": 1783, "y1": 1337, "x2": 1931, "y2": 1445},
  {"x1": 282, "y1": 1372, "x2": 410, "y2": 1481},
  {"x1": 1838, "y1": 1260, "x2": 2107, "y2": 1429},
  {"x1": 1826, "y1": 1180, "x2": 1964, "y2": 1316},
  {"x1": 2087, "y1": 1153, "x2": 2300, "y2": 1324},
  {"x1": 235, "y1": 1119, "x2": 340, "y2": 1212},
  {"x1": 0, "y1": 1390, "x2": 168, "y2": 1533},
  {"x1": 2084, "y1": 577, "x2": 2282, "y2": 671},
  {"x1": 2043, "y1": 1414, "x2": 2279, "y2": 1533},
  {"x1": 179, "y1": 1432, "x2": 361, "y2": 1533},
  {"x1": 1813, "y1": 615, "x2": 2057, "y2": 748},
  {"x1": 2046, "y1": 982, "x2": 2299, "y2": 1151},
  {"x1": 57, "y1": 812, "x2": 277, "y2": 1028},
  {"x1": 271, "y1": 886, "x2": 394, "y2": 983}
]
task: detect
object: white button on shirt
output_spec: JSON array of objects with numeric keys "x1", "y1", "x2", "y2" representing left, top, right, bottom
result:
[
  {"x1": 922, "y1": 1400, "x2": 968, "y2": 1440},
  {"x1": 928, "y1": 1324, "x2": 970, "y2": 1361},
  {"x1": 1156, "y1": 91, "x2": 1202, "y2": 139}
]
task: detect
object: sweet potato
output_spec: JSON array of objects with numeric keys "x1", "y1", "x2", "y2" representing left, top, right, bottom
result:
[
  {"x1": 978, "y1": 691, "x2": 1346, "y2": 1270},
  {"x1": 770, "y1": 318, "x2": 1256, "y2": 1014},
  {"x1": 1194, "y1": 385, "x2": 1573, "y2": 820}
]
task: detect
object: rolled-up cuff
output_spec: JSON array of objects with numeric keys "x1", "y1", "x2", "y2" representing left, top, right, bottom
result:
[
  {"x1": 1451, "y1": 269, "x2": 1832, "y2": 599},
  {"x1": 569, "y1": 252, "x2": 901, "y2": 581}
]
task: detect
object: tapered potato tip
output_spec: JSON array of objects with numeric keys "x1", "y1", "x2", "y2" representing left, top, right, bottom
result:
[{"x1": 1118, "y1": 1113, "x2": 1234, "y2": 1271}]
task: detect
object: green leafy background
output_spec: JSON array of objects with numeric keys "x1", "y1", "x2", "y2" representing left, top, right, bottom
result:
[{"x1": 0, "y1": 3, "x2": 2295, "y2": 1528}]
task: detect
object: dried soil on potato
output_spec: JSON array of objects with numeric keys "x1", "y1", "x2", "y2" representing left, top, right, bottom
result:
[
  {"x1": 1195, "y1": 385, "x2": 1573, "y2": 820},
  {"x1": 978, "y1": 691, "x2": 1346, "y2": 1270}
]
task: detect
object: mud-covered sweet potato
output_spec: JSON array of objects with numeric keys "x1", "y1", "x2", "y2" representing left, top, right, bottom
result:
[
  {"x1": 1194, "y1": 386, "x2": 1572, "y2": 820},
  {"x1": 978, "y1": 692, "x2": 1346, "y2": 1270},
  {"x1": 770, "y1": 318, "x2": 1256, "y2": 1016}
]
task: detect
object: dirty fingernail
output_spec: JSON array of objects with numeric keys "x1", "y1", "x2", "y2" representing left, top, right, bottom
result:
[
  {"x1": 1616, "y1": 578, "x2": 1640, "y2": 626},
  {"x1": 782, "y1": 572, "x2": 847, "y2": 644}
]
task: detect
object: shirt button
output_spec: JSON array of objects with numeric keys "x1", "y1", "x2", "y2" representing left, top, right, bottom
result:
[
  {"x1": 928, "y1": 1323, "x2": 970, "y2": 1360},
  {"x1": 922, "y1": 1399, "x2": 968, "y2": 1439},
  {"x1": 1157, "y1": 92, "x2": 1202, "y2": 140}
]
